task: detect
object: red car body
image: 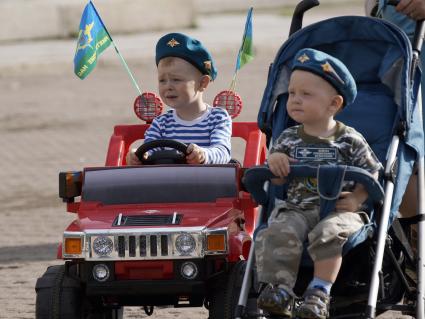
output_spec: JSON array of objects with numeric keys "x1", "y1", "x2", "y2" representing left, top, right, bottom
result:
[{"x1": 37, "y1": 121, "x2": 266, "y2": 318}]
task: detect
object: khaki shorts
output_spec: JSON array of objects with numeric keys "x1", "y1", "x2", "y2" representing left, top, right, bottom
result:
[{"x1": 255, "y1": 202, "x2": 367, "y2": 293}]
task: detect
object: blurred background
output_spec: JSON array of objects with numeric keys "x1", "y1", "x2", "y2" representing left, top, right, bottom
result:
[
  {"x1": 4, "y1": 1, "x2": 405, "y2": 319},
  {"x1": 0, "y1": 0, "x2": 361, "y2": 42}
]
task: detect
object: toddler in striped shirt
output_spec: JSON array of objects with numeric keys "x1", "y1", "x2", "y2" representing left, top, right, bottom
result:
[{"x1": 126, "y1": 32, "x2": 231, "y2": 165}]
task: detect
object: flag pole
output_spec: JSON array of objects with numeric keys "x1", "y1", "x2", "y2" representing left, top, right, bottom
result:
[
  {"x1": 230, "y1": 72, "x2": 238, "y2": 92},
  {"x1": 89, "y1": 1, "x2": 142, "y2": 95}
]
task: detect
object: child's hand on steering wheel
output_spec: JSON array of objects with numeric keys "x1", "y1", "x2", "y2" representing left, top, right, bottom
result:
[
  {"x1": 126, "y1": 149, "x2": 147, "y2": 165},
  {"x1": 186, "y1": 143, "x2": 206, "y2": 164}
]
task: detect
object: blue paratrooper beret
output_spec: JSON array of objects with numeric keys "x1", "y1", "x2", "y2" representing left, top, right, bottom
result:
[
  {"x1": 155, "y1": 32, "x2": 217, "y2": 80},
  {"x1": 292, "y1": 48, "x2": 357, "y2": 106}
]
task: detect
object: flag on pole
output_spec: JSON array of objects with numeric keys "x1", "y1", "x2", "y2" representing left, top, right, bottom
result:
[
  {"x1": 235, "y1": 7, "x2": 254, "y2": 71},
  {"x1": 74, "y1": 1, "x2": 112, "y2": 79}
]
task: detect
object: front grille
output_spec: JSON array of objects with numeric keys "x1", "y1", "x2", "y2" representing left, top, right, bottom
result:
[
  {"x1": 116, "y1": 234, "x2": 171, "y2": 258},
  {"x1": 113, "y1": 214, "x2": 182, "y2": 226}
]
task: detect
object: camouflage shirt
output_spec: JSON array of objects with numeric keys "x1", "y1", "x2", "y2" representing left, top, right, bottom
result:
[{"x1": 270, "y1": 121, "x2": 383, "y2": 209}]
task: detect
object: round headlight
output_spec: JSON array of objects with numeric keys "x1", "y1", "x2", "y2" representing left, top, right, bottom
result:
[
  {"x1": 175, "y1": 233, "x2": 196, "y2": 255},
  {"x1": 93, "y1": 236, "x2": 113, "y2": 257},
  {"x1": 92, "y1": 264, "x2": 110, "y2": 282}
]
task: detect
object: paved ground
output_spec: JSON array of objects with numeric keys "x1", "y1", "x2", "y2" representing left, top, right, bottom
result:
[{"x1": 0, "y1": 2, "x2": 416, "y2": 318}]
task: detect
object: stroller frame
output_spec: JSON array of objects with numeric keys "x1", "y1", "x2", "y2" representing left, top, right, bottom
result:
[{"x1": 236, "y1": 1, "x2": 425, "y2": 318}]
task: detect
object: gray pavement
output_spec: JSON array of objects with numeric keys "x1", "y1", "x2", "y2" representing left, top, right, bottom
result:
[{"x1": 0, "y1": 2, "x2": 414, "y2": 319}]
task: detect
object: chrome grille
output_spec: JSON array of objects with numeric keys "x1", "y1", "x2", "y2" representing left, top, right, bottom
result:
[
  {"x1": 85, "y1": 227, "x2": 215, "y2": 261},
  {"x1": 116, "y1": 234, "x2": 171, "y2": 258}
]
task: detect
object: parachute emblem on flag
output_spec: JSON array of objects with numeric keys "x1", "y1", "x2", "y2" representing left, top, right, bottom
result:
[{"x1": 76, "y1": 22, "x2": 95, "y2": 52}]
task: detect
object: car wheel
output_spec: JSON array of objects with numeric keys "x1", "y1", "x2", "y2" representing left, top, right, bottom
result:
[
  {"x1": 35, "y1": 264, "x2": 124, "y2": 319},
  {"x1": 35, "y1": 264, "x2": 83, "y2": 319}
]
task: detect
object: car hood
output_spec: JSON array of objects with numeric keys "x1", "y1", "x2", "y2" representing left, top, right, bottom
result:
[{"x1": 70, "y1": 201, "x2": 239, "y2": 232}]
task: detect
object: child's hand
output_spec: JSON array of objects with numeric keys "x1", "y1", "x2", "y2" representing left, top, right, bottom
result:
[
  {"x1": 186, "y1": 143, "x2": 206, "y2": 164},
  {"x1": 335, "y1": 191, "x2": 363, "y2": 212},
  {"x1": 268, "y1": 152, "x2": 297, "y2": 178},
  {"x1": 336, "y1": 182, "x2": 369, "y2": 212},
  {"x1": 126, "y1": 149, "x2": 143, "y2": 165}
]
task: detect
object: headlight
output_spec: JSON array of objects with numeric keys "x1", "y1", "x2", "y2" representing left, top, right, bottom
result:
[
  {"x1": 175, "y1": 233, "x2": 196, "y2": 255},
  {"x1": 93, "y1": 236, "x2": 113, "y2": 257}
]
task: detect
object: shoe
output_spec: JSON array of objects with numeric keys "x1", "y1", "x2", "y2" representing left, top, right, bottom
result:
[
  {"x1": 257, "y1": 283, "x2": 294, "y2": 317},
  {"x1": 295, "y1": 287, "x2": 330, "y2": 319}
]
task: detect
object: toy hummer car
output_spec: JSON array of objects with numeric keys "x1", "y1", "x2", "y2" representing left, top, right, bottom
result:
[{"x1": 35, "y1": 101, "x2": 266, "y2": 319}]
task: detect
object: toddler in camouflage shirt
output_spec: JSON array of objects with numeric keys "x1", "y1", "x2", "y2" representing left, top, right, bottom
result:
[{"x1": 255, "y1": 48, "x2": 382, "y2": 319}]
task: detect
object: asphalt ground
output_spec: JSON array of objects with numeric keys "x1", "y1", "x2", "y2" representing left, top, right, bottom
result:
[{"x1": 0, "y1": 2, "x2": 415, "y2": 318}]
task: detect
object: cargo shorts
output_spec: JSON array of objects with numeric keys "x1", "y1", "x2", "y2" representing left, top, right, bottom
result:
[{"x1": 254, "y1": 201, "x2": 367, "y2": 294}]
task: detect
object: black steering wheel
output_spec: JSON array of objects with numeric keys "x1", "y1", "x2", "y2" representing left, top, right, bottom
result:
[{"x1": 135, "y1": 139, "x2": 189, "y2": 165}]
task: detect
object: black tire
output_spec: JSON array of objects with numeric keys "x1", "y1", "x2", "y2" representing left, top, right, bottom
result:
[
  {"x1": 35, "y1": 264, "x2": 83, "y2": 319},
  {"x1": 35, "y1": 264, "x2": 124, "y2": 319},
  {"x1": 209, "y1": 260, "x2": 258, "y2": 319}
]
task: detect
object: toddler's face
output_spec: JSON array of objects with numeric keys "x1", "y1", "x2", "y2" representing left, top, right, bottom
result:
[
  {"x1": 157, "y1": 58, "x2": 204, "y2": 110},
  {"x1": 287, "y1": 70, "x2": 341, "y2": 125}
]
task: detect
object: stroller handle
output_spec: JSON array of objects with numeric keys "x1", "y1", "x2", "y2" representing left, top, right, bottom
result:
[
  {"x1": 243, "y1": 164, "x2": 385, "y2": 206},
  {"x1": 289, "y1": 0, "x2": 320, "y2": 36}
]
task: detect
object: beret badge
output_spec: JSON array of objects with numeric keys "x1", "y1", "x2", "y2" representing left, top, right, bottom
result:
[
  {"x1": 297, "y1": 53, "x2": 310, "y2": 63},
  {"x1": 167, "y1": 38, "x2": 180, "y2": 48},
  {"x1": 321, "y1": 62, "x2": 345, "y2": 85},
  {"x1": 204, "y1": 60, "x2": 212, "y2": 71}
]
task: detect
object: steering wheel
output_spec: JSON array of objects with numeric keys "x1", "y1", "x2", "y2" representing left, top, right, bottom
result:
[{"x1": 135, "y1": 139, "x2": 189, "y2": 165}]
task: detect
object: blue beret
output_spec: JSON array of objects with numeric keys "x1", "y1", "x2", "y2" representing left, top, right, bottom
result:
[
  {"x1": 292, "y1": 48, "x2": 357, "y2": 106},
  {"x1": 155, "y1": 32, "x2": 217, "y2": 80}
]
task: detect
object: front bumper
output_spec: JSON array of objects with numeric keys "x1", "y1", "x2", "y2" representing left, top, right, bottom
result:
[
  {"x1": 85, "y1": 281, "x2": 206, "y2": 307},
  {"x1": 77, "y1": 257, "x2": 226, "y2": 306},
  {"x1": 85, "y1": 279, "x2": 206, "y2": 299}
]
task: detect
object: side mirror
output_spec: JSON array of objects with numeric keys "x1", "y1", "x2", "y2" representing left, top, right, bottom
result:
[{"x1": 59, "y1": 171, "x2": 82, "y2": 203}]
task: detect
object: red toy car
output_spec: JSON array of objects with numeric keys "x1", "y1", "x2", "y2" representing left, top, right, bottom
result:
[{"x1": 35, "y1": 100, "x2": 266, "y2": 319}]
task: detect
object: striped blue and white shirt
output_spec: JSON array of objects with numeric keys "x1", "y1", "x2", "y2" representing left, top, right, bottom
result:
[{"x1": 144, "y1": 105, "x2": 232, "y2": 164}]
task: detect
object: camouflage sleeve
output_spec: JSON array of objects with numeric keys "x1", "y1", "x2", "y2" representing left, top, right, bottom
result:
[
  {"x1": 270, "y1": 128, "x2": 296, "y2": 155},
  {"x1": 350, "y1": 133, "x2": 383, "y2": 175}
]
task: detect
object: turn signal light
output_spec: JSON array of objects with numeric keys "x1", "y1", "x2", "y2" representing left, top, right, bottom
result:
[
  {"x1": 207, "y1": 234, "x2": 226, "y2": 251},
  {"x1": 59, "y1": 171, "x2": 82, "y2": 203},
  {"x1": 64, "y1": 238, "x2": 82, "y2": 255}
]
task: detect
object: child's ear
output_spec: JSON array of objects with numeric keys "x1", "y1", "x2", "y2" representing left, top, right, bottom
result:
[
  {"x1": 330, "y1": 95, "x2": 344, "y2": 114},
  {"x1": 198, "y1": 75, "x2": 211, "y2": 91}
]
